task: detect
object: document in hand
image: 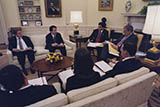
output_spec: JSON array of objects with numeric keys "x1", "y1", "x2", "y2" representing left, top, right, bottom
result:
[
  {"x1": 109, "y1": 44, "x2": 119, "y2": 56},
  {"x1": 87, "y1": 42, "x2": 104, "y2": 48},
  {"x1": 58, "y1": 69, "x2": 74, "y2": 89},
  {"x1": 95, "y1": 60, "x2": 113, "y2": 73},
  {"x1": 28, "y1": 77, "x2": 47, "y2": 85}
]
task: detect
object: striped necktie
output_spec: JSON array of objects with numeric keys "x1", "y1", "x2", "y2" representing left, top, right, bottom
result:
[{"x1": 18, "y1": 38, "x2": 24, "y2": 50}]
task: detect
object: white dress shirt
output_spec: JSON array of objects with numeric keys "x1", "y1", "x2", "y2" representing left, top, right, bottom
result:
[{"x1": 16, "y1": 37, "x2": 28, "y2": 50}]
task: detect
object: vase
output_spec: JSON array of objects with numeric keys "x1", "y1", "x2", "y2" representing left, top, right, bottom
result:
[{"x1": 125, "y1": 0, "x2": 131, "y2": 12}]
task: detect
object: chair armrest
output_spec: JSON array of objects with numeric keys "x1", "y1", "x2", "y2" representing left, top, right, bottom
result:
[
  {"x1": 64, "y1": 39, "x2": 76, "y2": 52},
  {"x1": 6, "y1": 49, "x2": 14, "y2": 64},
  {"x1": 52, "y1": 82, "x2": 61, "y2": 94}
]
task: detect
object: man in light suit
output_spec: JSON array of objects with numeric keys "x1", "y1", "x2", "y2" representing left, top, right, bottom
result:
[
  {"x1": 8, "y1": 30, "x2": 35, "y2": 75},
  {"x1": 102, "y1": 42, "x2": 142, "y2": 80},
  {"x1": 0, "y1": 65, "x2": 57, "y2": 107},
  {"x1": 45, "y1": 25, "x2": 66, "y2": 56},
  {"x1": 88, "y1": 22, "x2": 109, "y2": 60}
]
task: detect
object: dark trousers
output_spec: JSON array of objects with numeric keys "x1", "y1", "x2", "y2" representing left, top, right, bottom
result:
[
  {"x1": 87, "y1": 47, "x2": 102, "y2": 60},
  {"x1": 13, "y1": 50, "x2": 35, "y2": 73},
  {"x1": 49, "y1": 46, "x2": 67, "y2": 56},
  {"x1": 100, "y1": 44, "x2": 119, "y2": 61}
]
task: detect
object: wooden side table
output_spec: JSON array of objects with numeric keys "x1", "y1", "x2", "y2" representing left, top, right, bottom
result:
[
  {"x1": 0, "y1": 54, "x2": 9, "y2": 69},
  {"x1": 137, "y1": 57, "x2": 160, "y2": 73},
  {"x1": 69, "y1": 35, "x2": 89, "y2": 49}
]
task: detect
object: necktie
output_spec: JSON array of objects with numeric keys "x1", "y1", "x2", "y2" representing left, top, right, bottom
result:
[
  {"x1": 18, "y1": 38, "x2": 24, "y2": 50},
  {"x1": 117, "y1": 36, "x2": 126, "y2": 47},
  {"x1": 96, "y1": 30, "x2": 101, "y2": 42}
]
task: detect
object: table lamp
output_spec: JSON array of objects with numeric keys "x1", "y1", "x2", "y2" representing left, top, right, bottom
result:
[
  {"x1": 70, "y1": 11, "x2": 83, "y2": 37},
  {"x1": 143, "y1": 5, "x2": 160, "y2": 61}
]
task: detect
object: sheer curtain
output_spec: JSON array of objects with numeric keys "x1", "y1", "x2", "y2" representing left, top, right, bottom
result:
[{"x1": 0, "y1": 1, "x2": 8, "y2": 45}]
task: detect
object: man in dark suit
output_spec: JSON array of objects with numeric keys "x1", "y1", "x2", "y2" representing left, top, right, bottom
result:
[
  {"x1": 45, "y1": 25, "x2": 66, "y2": 56},
  {"x1": 8, "y1": 30, "x2": 35, "y2": 75},
  {"x1": 102, "y1": 42, "x2": 142, "y2": 80},
  {"x1": 100, "y1": 24, "x2": 138, "y2": 60},
  {"x1": 48, "y1": 2, "x2": 59, "y2": 15},
  {"x1": 0, "y1": 65, "x2": 57, "y2": 107},
  {"x1": 88, "y1": 22, "x2": 109, "y2": 60}
]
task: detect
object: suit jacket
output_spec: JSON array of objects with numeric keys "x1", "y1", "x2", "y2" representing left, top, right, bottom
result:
[
  {"x1": 8, "y1": 36, "x2": 34, "y2": 55},
  {"x1": 0, "y1": 85, "x2": 57, "y2": 107},
  {"x1": 45, "y1": 33, "x2": 64, "y2": 49},
  {"x1": 116, "y1": 33, "x2": 138, "y2": 51},
  {"x1": 89, "y1": 29, "x2": 109, "y2": 43},
  {"x1": 66, "y1": 72, "x2": 101, "y2": 93},
  {"x1": 102, "y1": 58, "x2": 142, "y2": 80}
]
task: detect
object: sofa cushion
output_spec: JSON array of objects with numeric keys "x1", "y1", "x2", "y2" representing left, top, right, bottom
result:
[
  {"x1": 114, "y1": 67, "x2": 150, "y2": 85},
  {"x1": 34, "y1": 46, "x2": 49, "y2": 56},
  {"x1": 29, "y1": 93, "x2": 68, "y2": 107},
  {"x1": 67, "y1": 78, "x2": 118, "y2": 103},
  {"x1": 30, "y1": 35, "x2": 46, "y2": 47}
]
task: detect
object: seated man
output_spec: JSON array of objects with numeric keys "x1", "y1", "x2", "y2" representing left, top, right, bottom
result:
[
  {"x1": 8, "y1": 29, "x2": 35, "y2": 75},
  {"x1": 45, "y1": 25, "x2": 67, "y2": 56},
  {"x1": 88, "y1": 22, "x2": 109, "y2": 60},
  {"x1": 0, "y1": 65, "x2": 57, "y2": 107},
  {"x1": 100, "y1": 24, "x2": 138, "y2": 60},
  {"x1": 102, "y1": 42, "x2": 142, "y2": 80}
]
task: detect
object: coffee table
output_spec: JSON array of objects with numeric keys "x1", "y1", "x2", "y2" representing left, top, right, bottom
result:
[{"x1": 32, "y1": 56, "x2": 74, "y2": 78}]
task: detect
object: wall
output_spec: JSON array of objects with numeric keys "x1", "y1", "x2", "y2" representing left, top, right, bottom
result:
[{"x1": 1, "y1": 0, "x2": 147, "y2": 30}]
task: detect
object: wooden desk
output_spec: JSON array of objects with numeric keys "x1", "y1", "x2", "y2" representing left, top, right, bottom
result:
[{"x1": 69, "y1": 35, "x2": 89, "y2": 49}]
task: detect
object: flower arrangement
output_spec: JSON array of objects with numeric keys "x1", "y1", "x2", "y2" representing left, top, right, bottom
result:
[{"x1": 45, "y1": 52, "x2": 63, "y2": 64}]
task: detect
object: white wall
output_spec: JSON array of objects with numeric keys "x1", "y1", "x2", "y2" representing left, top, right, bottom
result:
[{"x1": 1, "y1": 0, "x2": 147, "y2": 29}]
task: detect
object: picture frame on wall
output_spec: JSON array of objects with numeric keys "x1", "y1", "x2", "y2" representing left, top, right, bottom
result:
[
  {"x1": 99, "y1": 0, "x2": 113, "y2": 11},
  {"x1": 44, "y1": 0, "x2": 62, "y2": 17}
]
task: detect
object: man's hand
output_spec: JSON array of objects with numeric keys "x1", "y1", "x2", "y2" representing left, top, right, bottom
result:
[
  {"x1": 52, "y1": 43, "x2": 58, "y2": 47},
  {"x1": 25, "y1": 47, "x2": 32, "y2": 51},
  {"x1": 12, "y1": 48, "x2": 21, "y2": 52},
  {"x1": 58, "y1": 43, "x2": 64, "y2": 47}
]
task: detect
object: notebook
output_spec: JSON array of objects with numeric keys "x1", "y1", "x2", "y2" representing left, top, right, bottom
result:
[{"x1": 95, "y1": 60, "x2": 113, "y2": 73}]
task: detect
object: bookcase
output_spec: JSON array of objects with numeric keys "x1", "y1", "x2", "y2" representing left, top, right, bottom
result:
[{"x1": 17, "y1": 0, "x2": 42, "y2": 26}]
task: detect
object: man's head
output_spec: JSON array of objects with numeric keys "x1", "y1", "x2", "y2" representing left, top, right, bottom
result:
[
  {"x1": 50, "y1": 2, "x2": 54, "y2": 7},
  {"x1": 120, "y1": 42, "x2": 137, "y2": 59},
  {"x1": 49, "y1": 25, "x2": 57, "y2": 35},
  {"x1": 15, "y1": 30, "x2": 22, "y2": 38},
  {"x1": 123, "y1": 24, "x2": 133, "y2": 36},
  {"x1": 0, "y1": 65, "x2": 27, "y2": 91},
  {"x1": 98, "y1": 22, "x2": 103, "y2": 30}
]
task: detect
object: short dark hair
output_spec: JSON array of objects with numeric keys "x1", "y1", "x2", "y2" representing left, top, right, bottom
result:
[
  {"x1": 124, "y1": 24, "x2": 134, "y2": 32},
  {"x1": 98, "y1": 22, "x2": 106, "y2": 28},
  {"x1": 74, "y1": 48, "x2": 94, "y2": 76},
  {"x1": 0, "y1": 65, "x2": 25, "y2": 91},
  {"x1": 49, "y1": 25, "x2": 57, "y2": 32},
  {"x1": 123, "y1": 42, "x2": 137, "y2": 56}
]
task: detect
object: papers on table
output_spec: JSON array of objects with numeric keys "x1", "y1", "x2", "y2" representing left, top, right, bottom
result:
[
  {"x1": 87, "y1": 42, "x2": 104, "y2": 48},
  {"x1": 108, "y1": 44, "x2": 119, "y2": 57},
  {"x1": 94, "y1": 61, "x2": 112, "y2": 73},
  {"x1": 28, "y1": 77, "x2": 47, "y2": 85}
]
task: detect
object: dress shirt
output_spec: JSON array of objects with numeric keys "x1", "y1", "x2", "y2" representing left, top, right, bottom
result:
[
  {"x1": 16, "y1": 37, "x2": 28, "y2": 50},
  {"x1": 122, "y1": 56, "x2": 135, "y2": 61}
]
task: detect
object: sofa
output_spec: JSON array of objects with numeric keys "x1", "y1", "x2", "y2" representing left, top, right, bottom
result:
[
  {"x1": 28, "y1": 67, "x2": 157, "y2": 107},
  {"x1": 7, "y1": 34, "x2": 76, "y2": 68}
]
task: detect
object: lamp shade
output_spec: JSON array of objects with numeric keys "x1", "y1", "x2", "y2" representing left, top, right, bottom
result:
[
  {"x1": 143, "y1": 6, "x2": 160, "y2": 36},
  {"x1": 70, "y1": 11, "x2": 83, "y2": 23}
]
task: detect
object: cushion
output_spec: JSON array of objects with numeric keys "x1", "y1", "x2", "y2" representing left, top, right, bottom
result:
[
  {"x1": 30, "y1": 35, "x2": 46, "y2": 47},
  {"x1": 29, "y1": 93, "x2": 68, "y2": 107},
  {"x1": 67, "y1": 78, "x2": 118, "y2": 103},
  {"x1": 114, "y1": 67, "x2": 150, "y2": 85},
  {"x1": 34, "y1": 46, "x2": 49, "y2": 56}
]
